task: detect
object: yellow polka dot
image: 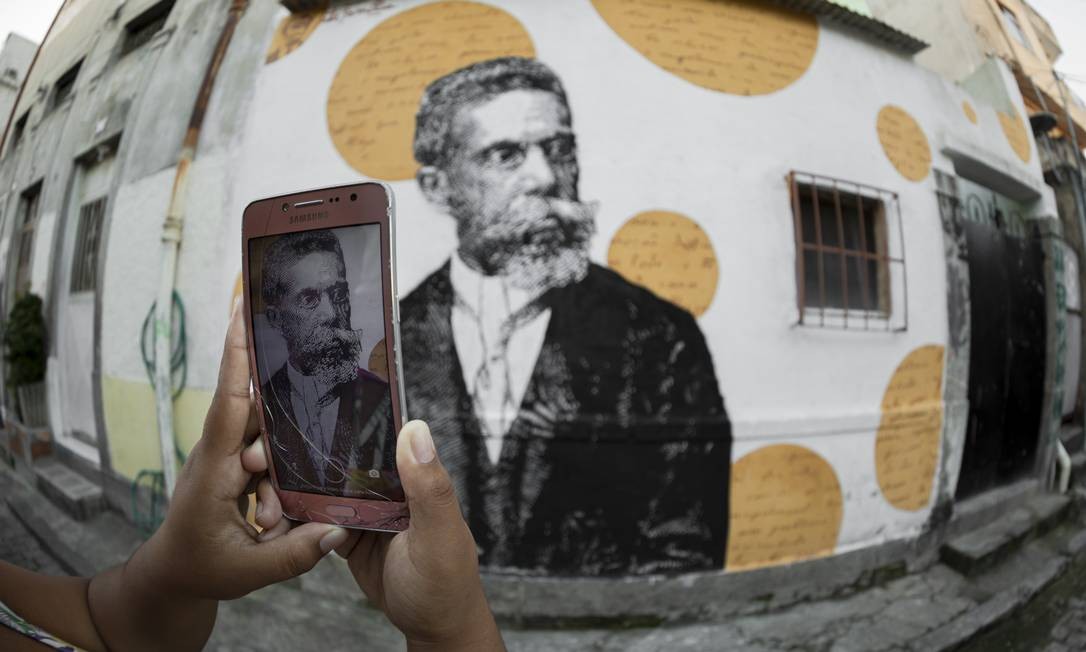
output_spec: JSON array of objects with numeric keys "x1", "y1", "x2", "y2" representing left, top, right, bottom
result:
[
  {"x1": 962, "y1": 101, "x2": 977, "y2": 124},
  {"x1": 592, "y1": 0, "x2": 818, "y2": 95},
  {"x1": 326, "y1": 2, "x2": 535, "y2": 180},
  {"x1": 726, "y1": 444, "x2": 843, "y2": 571},
  {"x1": 875, "y1": 345, "x2": 944, "y2": 511},
  {"x1": 877, "y1": 105, "x2": 931, "y2": 182},
  {"x1": 607, "y1": 210, "x2": 718, "y2": 317},
  {"x1": 998, "y1": 108, "x2": 1032, "y2": 163},
  {"x1": 265, "y1": 2, "x2": 326, "y2": 64},
  {"x1": 368, "y1": 338, "x2": 388, "y2": 381}
]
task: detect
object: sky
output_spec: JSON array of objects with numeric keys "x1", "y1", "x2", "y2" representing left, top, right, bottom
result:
[
  {"x1": 1028, "y1": 0, "x2": 1086, "y2": 102},
  {"x1": 0, "y1": 0, "x2": 1081, "y2": 102},
  {"x1": 0, "y1": 1, "x2": 63, "y2": 45}
]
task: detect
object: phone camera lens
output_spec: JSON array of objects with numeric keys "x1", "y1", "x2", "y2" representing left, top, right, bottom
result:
[
  {"x1": 281, "y1": 202, "x2": 288, "y2": 212},
  {"x1": 350, "y1": 193, "x2": 357, "y2": 202}
]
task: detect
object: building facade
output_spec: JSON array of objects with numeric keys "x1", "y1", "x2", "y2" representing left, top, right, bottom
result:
[{"x1": 0, "y1": 0, "x2": 1076, "y2": 616}]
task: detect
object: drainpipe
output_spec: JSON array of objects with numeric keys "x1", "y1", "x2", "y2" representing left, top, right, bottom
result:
[{"x1": 155, "y1": 0, "x2": 249, "y2": 499}]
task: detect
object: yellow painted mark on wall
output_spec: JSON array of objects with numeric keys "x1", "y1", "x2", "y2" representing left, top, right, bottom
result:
[
  {"x1": 875, "y1": 345, "x2": 944, "y2": 511},
  {"x1": 962, "y1": 101, "x2": 977, "y2": 124},
  {"x1": 876, "y1": 105, "x2": 931, "y2": 182},
  {"x1": 326, "y1": 1, "x2": 535, "y2": 180},
  {"x1": 999, "y1": 108, "x2": 1032, "y2": 163},
  {"x1": 266, "y1": 2, "x2": 327, "y2": 64},
  {"x1": 368, "y1": 338, "x2": 388, "y2": 381},
  {"x1": 591, "y1": 0, "x2": 818, "y2": 95},
  {"x1": 607, "y1": 210, "x2": 718, "y2": 317},
  {"x1": 726, "y1": 444, "x2": 843, "y2": 571},
  {"x1": 103, "y1": 375, "x2": 213, "y2": 480}
]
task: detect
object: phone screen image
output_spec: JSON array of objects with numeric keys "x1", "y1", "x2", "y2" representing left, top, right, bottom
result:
[{"x1": 248, "y1": 223, "x2": 403, "y2": 502}]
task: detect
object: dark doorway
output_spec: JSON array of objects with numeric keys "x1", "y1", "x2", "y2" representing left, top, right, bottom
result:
[{"x1": 955, "y1": 216, "x2": 1046, "y2": 499}]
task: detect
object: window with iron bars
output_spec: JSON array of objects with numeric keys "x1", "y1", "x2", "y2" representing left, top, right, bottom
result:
[
  {"x1": 788, "y1": 171, "x2": 907, "y2": 331},
  {"x1": 70, "y1": 197, "x2": 107, "y2": 293},
  {"x1": 13, "y1": 183, "x2": 42, "y2": 297}
]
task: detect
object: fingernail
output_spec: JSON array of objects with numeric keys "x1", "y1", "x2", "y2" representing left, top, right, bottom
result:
[
  {"x1": 320, "y1": 526, "x2": 349, "y2": 555},
  {"x1": 232, "y1": 296, "x2": 241, "y2": 316},
  {"x1": 410, "y1": 422, "x2": 435, "y2": 464}
]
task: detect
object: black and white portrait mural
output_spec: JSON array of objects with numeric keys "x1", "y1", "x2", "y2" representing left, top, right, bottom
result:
[
  {"x1": 249, "y1": 227, "x2": 401, "y2": 501},
  {"x1": 398, "y1": 57, "x2": 731, "y2": 575}
]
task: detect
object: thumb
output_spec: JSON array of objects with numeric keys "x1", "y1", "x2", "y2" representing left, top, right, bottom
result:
[
  {"x1": 396, "y1": 420, "x2": 466, "y2": 542},
  {"x1": 246, "y1": 521, "x2": 348, "y2": 585}
]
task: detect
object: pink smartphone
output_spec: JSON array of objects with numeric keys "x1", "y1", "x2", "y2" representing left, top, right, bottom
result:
[{"x1": 241, "y1": 182, "x2": 409, "y2": 531}]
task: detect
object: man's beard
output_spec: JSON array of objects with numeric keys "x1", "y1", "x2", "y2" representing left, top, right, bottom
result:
[
  {"x1": 286, "y1": 321, "x2": 360, "y2": 388},
  {"x1": 455, "y1": 194, "x2": 598, "y2": 293}
]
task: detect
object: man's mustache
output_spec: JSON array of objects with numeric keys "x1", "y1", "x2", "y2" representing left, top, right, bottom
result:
[{"x1": 498, "y1": 195, "x2": 598, "y2": 245}]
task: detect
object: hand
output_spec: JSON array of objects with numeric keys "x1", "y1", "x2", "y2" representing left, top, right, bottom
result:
[
  {"x1": 245, "y1": 420, "x2": 504, "y2": 651},
  {"x1": 128, "y1": 300, "x2": 349, "y2": 600}
]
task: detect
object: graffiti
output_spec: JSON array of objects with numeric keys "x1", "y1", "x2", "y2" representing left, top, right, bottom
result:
[{"x1": 399, "y1": 57, "x2": 731, "y2": 575}]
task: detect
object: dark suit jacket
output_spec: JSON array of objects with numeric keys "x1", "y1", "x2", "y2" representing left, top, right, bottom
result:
[
  {"x1": 401, "y1": 261, "x2": 731, "y2": 575},
  {"x1": 261, "y1": 364, "x2": 398, "y2": 499}
]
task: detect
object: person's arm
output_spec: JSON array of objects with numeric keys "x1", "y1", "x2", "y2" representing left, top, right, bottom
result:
[
  {"x1": 244, "y1": 420, "x2": 505, "y2": 651},
  {"x1": 0, "y1": 301, "x2": 343, "y2": 651}
]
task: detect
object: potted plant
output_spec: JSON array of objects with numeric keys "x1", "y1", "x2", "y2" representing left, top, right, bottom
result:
[{"x1": 4, "y1": 293, "x2": 48, "y2": 427}]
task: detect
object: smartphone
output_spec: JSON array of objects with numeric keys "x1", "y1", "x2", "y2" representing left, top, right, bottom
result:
[{"x1": 241, "y1": 182, "x2": 408, "y2": 532}]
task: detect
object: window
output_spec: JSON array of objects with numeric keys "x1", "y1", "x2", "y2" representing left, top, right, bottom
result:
[
  {"x1": 70, "y1": 197, "x2": 107, "y2": 292},
  {"x1": 51, "y1": 60, "x2": 82, "y2": 109},
  {"x1": 13, "y1": 183, "x2": 42, "y2": 297},
  {"x1": 788, "y1": 171, "x2": 906, "y2": 330},
  {"x1": 1000, "y1": 4, "x2": 1034, "y2": 53},
  {"x1": 120, "y1": 0, "x2": 175, "y2": 57},
  {"x1": 9, "y1": 111, "x2": 28, "y2": 152}
]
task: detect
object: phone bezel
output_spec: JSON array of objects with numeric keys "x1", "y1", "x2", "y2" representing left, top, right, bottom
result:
[{"x1": 241, "y1": 182, "x2": 409, "y2": 532}]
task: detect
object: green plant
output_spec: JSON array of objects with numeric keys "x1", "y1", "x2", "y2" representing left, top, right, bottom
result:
[{"x1": 4, "y1": 293, "x2": 47, "y2": 387}]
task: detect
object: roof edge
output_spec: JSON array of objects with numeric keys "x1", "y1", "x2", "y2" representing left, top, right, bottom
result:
[{"x1": 771, "y1": 0, "x2": 929, "y2": 55}]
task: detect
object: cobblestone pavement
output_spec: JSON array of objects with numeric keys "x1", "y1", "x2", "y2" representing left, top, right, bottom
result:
[
  {"x1": 0, "y1": 499, "x2": 65, "y2": 576},
  {"x1": 959, "y1": 551, "x2": 1086, "y2": 652}
]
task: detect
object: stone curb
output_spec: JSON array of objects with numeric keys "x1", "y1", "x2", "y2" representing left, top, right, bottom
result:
[{"x1": 6, "y1": 495, "x2": 96, "y2": 577}]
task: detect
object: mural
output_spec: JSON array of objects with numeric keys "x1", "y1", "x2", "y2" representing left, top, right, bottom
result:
[
  {"x1": 399, "y1": 56, "x2": 731, "y2": 575},
  {"x1": 726, "y1": 444, "x2": 843, "y2": 571},
  {"x1": 226, "y1": 0, "x2": 1047, "y2": 578},
  {"x1": 607, "y1": 210, "x2": 719, "y2": 317},
  {"x1": 998, "y1": 107, "x2": 1032, "y2": 164},
  {"x1": 962, "y1": 101, "x2": 978, "y2": 125},
  {"x1": 876, "y1": 104, "x2": 932, "y2": 182},
  {"x1": 875, "y1": 345, "x2": 945, "y2": 511},
  {"x1": 265, "y1": 1, "x2": 327, "y2": 64},
  {"x1": 590, "y1": 0, "x2": 819, "y2": 95}
]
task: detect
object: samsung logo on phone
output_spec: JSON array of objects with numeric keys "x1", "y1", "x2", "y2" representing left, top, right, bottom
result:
[{"x1": 290, "y1": 211, "x2": 328, "y2": 224}]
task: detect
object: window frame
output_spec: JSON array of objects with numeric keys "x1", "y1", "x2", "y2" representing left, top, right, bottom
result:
[
  {"x1": 788, "y1": 171, "x2": 908, "y2": 331},
  {"x1": 13, "y1": 182, "x2": 43, "y2": 297},
  {"x1": 70, "y1": 196, "x2": 108, "y2": 293},
  {"x1": 120, "y1": 0, "x2": 175, "y2": 58},
  {"x1": 51, "y1": 59, "x2": 83, "y2": 110},
  {"x1": 999, "y1": 3, "x2": 1035, "y2": 54}
]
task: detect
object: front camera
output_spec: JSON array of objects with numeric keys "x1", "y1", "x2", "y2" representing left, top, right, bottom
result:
[
  {"x1": 350, "y1": 193, "x2": 357, "y2": 201},
  {"x1": 281, "y1": 203, "x2": 288, "y2": 212}
]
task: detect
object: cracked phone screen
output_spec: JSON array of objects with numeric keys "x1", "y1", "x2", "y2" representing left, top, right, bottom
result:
[{"x1": 248, "y1": 224, "x2": 402, "y2": 501}]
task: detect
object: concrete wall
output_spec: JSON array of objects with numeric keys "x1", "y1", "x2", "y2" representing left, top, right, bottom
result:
[{"x1": 0, "y1": 33, "x2": 37, "y2": 133}]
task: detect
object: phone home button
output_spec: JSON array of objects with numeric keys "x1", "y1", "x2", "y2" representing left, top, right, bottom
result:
[{"x1": 326, "y1": 505, "x2": 356, "y2": 518}]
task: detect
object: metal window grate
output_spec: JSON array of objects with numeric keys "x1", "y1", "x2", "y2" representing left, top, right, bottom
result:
[
  {"x1": 789, "y1": 171, "x2": 908, "y2": 331},
  {"x1": 70, "y1": 197, "x2": 107, "y2": 293},
  {"x1": 13, "y1": 185, "x2": 41, "y2": 297}
]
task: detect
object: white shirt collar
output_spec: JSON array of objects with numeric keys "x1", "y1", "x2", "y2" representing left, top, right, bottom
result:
[{"x1": 449, "y1": 251, "x2": 544, "y2": 319}]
